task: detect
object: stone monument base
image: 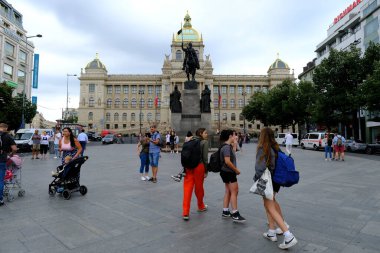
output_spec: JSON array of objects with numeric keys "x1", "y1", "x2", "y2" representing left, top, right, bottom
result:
[{"x1": 184, "y1": 80, "x2": 198, "y2": 89}]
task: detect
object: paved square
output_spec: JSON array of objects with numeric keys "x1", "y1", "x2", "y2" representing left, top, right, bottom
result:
[{"x1": 1, "y1": 143, "x2": 379, "y2": 252}]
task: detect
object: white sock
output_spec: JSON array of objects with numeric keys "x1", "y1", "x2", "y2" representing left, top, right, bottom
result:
[
  {"x1": 268, "y1": 229, "x2": 276, "y2": 236},
  {"x1": 223, "y1": 208, "x2": 229, "y2": 212},
  {"x1": 232, "y1": 209, "x2": 238, "y2": 214},
  {"x1": 284, "y1": 231, "x2": 292, "y2": 239}
]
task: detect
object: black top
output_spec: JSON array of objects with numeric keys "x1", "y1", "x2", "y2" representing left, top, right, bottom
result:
[{"x1": 0, "y1": 133, "x2": 16, "y2": 163}]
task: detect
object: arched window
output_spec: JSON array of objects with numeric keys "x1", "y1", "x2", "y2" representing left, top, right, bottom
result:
[
  {"x1": 139, "y1": 112, "x2": 144, "y2": 122},
  {"x1": 115, "y1": 98, "x2": 120, "y2": 108},
  {"x1": 131, "y1": 113, "x2": 136, "y2": 121},
  {"x1": 131, "y1": 98, "x2": 137, "y2": 108},
  {"x1": 239, "y1": 113, "x2": 244, "y2": 121},
  {"x1": 88, "y1": 112, "x2": 93, "y2": 120},
  {"x1": 147, "y1": 112, "x2": 153, "y2": 121},
  {"x1": 89, "y1": 97, "x2": 94, "y2": 107},
  {"x1": 106, "y1": 99, "x2": 112, "y2": 108},
  {"x1": 140, "y1": 98, "x2": 145, "y2": 108},
  {"x1": 222, "y1": 99, "x2": 227, "y2": 108},
  {"x1": 114, "y1": 113, "x2": 119, "y2": 121},
  {"x1": 231, "y1": 113, "x2": 236, "y2": 121},
  {"x1": 148, "y1": 98, "x2": 153, "y2": 108},
  {"x1": 176, "y1": 50, "x2": 182, "y2": 60},
  {"x1": 106, "y1": 113, "x2": 111, "y2": 121},
  {"x1": 123, "y1": 98, "x2": 128, "y2": 108},
  {"x1": 122, "y1": 113, "x2": 127, "y2": 121},
  {"x1": 230, "y1": 99, "x2": 235, "y2": 108},
  {"x1": 238, "y1": 99, "x2": 244, "y2": 108}
]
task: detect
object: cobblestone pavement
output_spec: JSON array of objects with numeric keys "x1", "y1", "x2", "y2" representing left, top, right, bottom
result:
[{"x1": 1, "y1": 143, "x2": 379, "y2": 253}]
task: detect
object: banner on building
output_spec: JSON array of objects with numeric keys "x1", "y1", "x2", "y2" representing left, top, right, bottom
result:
[
  {"x1": 32, "y1": 54, "x2": 39, "y2": 89},
  {"x1": 32, "y1": 96, "x2": 37, "y2": 105}
]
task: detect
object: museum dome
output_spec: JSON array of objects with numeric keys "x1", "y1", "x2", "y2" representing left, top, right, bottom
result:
[
  {"x1": 174, "y1": 12, "x2": 201, "y2": 42},
  {"x1": 268, "y1": 55, "x2": 290, "y2": 71},
  {"x1": 85, "y1": 53, "x2": 107, "y2": 71}
]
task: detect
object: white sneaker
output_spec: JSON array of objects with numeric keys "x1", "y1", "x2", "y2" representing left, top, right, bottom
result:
[
  {"x1": 141, "y1": 176, "x2": 146, "y2": 181},
  {"x1": 145, "y1": 176, "x2": 150, "y2": 181},
  {"x1": 54, "y1": 156, "x2": 57, "y2": 159},
  {"x1": 263, "y1": 232, "x2": 277, "y2": 242},
  {"x1": 278, "y1": 236, "x2": 297, "y2": 249},
  {"x1": 325, "y1": 158, "x2": 327, "y2": 161},
  {"x1": 275, "y1": 222, "x2": 289, "y2": 235}
]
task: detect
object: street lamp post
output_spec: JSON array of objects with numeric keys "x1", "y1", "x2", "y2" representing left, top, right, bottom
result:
[
  {"x1": 138, "y1": 89, "x2": 145, "y2": 134},
  {"x1": 66, "y1": 74, "x2": 77, "y2": 120},
  {"x1": 242, "y1": 91, "x2": 247, "y2": 134},
  {"x1": 21, "y1": 34, "x2": 42, "y2": 129}
]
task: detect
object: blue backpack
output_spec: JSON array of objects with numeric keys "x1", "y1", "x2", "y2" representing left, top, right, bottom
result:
[{"x1": 273, "y1": 151, "x2": 299, "y2": 187}]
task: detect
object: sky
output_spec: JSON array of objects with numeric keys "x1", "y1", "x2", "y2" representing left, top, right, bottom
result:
[{"x1": 12, "y1": 0, "x2": 352, "y2": 121}]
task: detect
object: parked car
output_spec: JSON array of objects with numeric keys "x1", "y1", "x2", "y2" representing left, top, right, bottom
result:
[
  {"x1": 275, "y1": 133, "x2": 298, "y2": 147},
  {"x1": 87, "y1": 131, "x2": 102, "y2": 141},
  {"x1": 344, "y1": 139, "x2": 367, "y2": 152},
  {"x1": 365, "y1": 142, "x2": 380, "y2": 155},
  {"x1": 300, "y1": 132, "x2": 334, "y2": 151},
  {"x1": 102, "y1": 134, "x2": 117, "y2": 144}
]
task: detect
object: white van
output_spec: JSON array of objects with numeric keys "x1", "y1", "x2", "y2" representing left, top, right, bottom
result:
[
  {"x1": 300, "y1": 132, "x2": 334, "y2": 151},
  {"x1": 275, "y1": 133, "x2": 299, "y2": 147},
  {"x1": 14, "y1": 128, "x2": 54, "y2": 151}
]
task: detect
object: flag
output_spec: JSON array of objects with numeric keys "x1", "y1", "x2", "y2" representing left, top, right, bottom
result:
[
  {"x1": 218, "y1": 86, "x2": 221, "y2": 107},
  {"x1": 154, "y1": 95, "x2": 159, "y2": 108},
  {"x1": 177, "y1": 29, "x2": 182, "y2": 35}
]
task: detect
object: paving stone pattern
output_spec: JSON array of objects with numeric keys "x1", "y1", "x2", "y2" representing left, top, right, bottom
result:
[{"x1": 0, "y1": 143, "x2": 379, "y2": 253}]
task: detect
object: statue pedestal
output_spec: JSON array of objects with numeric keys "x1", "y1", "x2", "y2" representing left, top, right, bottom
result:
[{"x1": 184, "y1": 80, "x2": 198, "y2": 89}]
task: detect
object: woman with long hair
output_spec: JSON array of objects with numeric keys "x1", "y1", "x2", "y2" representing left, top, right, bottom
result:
[
  {"x1": 58, "y1": 127, "x2": 82, "y2": 165},
  {"x1": 254, "y1": 127, "x2": 297, "y2": 249}
]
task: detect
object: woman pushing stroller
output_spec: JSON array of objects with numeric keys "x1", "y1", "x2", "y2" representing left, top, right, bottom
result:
[{"x1": 58, "y1": 127, "x2": 82, "y2": 165}]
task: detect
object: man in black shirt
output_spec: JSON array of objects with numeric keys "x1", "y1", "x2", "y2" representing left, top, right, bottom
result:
[{"x1": 0, "y1": 123, "x2": 17, "y2": 206}]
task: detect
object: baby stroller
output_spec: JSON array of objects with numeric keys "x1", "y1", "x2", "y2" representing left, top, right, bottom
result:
[
  {"x1": 48, "y1": 156, "x2": 88, "y2": 200},
  {"x1": 3, "y1": 155, "x2": 25, "y2": 202}
]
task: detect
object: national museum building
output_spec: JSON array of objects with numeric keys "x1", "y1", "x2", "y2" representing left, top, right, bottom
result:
[{"x1": 77, "y1": 13, "x2": 294, "y2": 134}]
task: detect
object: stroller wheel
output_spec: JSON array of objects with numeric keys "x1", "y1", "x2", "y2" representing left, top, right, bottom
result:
[
  {"x1": 18, "y1": 189, "x2": 26, "y2": 197},
  {"x1": 62, "y1": 190, "x2": 71, "y2": 200},
  {"x1": 7, "y1": 192, "x2": 14, "y2": 202},
  {"x1": 79, "y1": 185, "x2": 88, "y2": 195},
  {"x1": 49, "y1": 187, "x2": 56, "y2": 196}
]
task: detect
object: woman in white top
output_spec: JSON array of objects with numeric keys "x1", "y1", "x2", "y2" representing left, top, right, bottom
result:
[
  {"x1": 53, "y1": 129, "x2": 62, "y2": 159},
  {"x1": 58, "y1": 127, "x2": 82, "y2": 165},
  {"x1": 40, "y1": 131, "x2": 50, "y2": 160}
]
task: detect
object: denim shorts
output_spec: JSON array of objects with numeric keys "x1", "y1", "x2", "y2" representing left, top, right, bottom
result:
[{"x1": 149, "y1": 152, "x2": 160, "y2": 167}]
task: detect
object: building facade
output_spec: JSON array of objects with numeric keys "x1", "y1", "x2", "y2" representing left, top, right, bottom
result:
[
  {"x1": 77, "y1": 13, "x2": 294, "y2": 134},
  {"x1": 0, "y1": 0, "x2": 37, "y2": 99}
]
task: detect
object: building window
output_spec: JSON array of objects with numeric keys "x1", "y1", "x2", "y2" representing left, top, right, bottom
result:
[
  {"x1": 246, "y1": 86, "x2": 252, "y2": 94},
  {"x1": 89, "y1": 97, "x2": 95, "y2": 107},
  {"x1": 147, "y1": 112, "x2": 153, "y2": 121},
  {"x1": 123, "y1": 85, "x2": 129, "y2": 94},
  {"x1": 239, "y1": 113, "x2": 244, "y2": 121},
  {"x1": 214, "y1": 113, "x2": 219, "y2": 121},
  {"x1": 123, "y1": 98, "x2": 128, "y2": 108},
  {"x1": 222, "y1": 99, "x2": 227, "y2": 108},
  {"x1": 238, "y1": 99, "x2": 244, "y2": 108},
  {"x1": 148, "y1": 85, "x2": 153, "y2": 94},
  {"x1": 19, "y1": 50, "x2": 26, "y2": 63},
  {"x1": 106, "y1": 124, "x2": 110, "y2": 129},
  {"x1": 140, "y1": 98, "x2": 145, "y2": 108},
  {"x1": 156, "y1": 112, "x2": 160, "y2": 121},
  {"x1": 131, "y1": 113, "x2": 136, "y2": 121},
  {"x1": 222, "y1": 113, "x2": 227, "y2": 121},
  {"x1": 115, "y1": 86, "x2": 121, "y2": 94},
  {"x1": 230, "y1": 99, "x2": 235, "y2": 108},
  {"x1": 131, "y1": 98, "x2": 137, "y2": 108},
  {"x1": 114, "y1": 124, "x2": 118, "y2": 129},
  {"x1": 5, "y1": 42, "x2": 14, "y2": 57},
  {"x1": 132, "y1": 85, "x2": 137, "y2": 94},
  {"x1": 3, "y1": 64, "x2": 13, "y2": 79},
  {"x1": 176, "y1": 50, "x2": 182, "y2": 60},
  {"x1": 231, "y1": 113, "x2": 236, "y2": 121},
  {"x1": 106, "y1": 99, "x2": 112, "y2": 108},
  {"x1": 254, "y1": 86, "x2": 261, "y2": 93},
  {"x1": 157, "y1": 98, "x2": 161, "y2": 108},
  {"x1": 262, "y1": 87, "x2": 268, "y2": 93},
  {"x1": 214, "y1": 98, "x2": 218, "y2": 108},
  {"x1": 155, "y1": 86, "x2": 161, "y2": 94},
  {"x1": 139, "y1": 86, "x2": 145, "y2": 93},
  {"x1": 139, "y1": 112, "x2": 144, "y2": 122},
  {"x1": 107, "y1": 86, "x2": 112, "y2": 94},
  {"x1": 229, "y1": 86, "x2": 235, "y2": 94},
  {"x1": 213, "y1": 86, "x2": 219, "y2": 94},
  {"x1": 238, "y1": 86, "x2": 243, "y2": 94},
  {"x1": 148, "y1": 98, "x2": 153, "y2": 108},
  {"x1": 221, "y1": 86, "x2": 227, "y2": 94},
  {"x1": 122, "y1": 113, "x2": 127, "y2": 121},
  {"x1": 88, "y1": 112, "x2": 93, "y2": 120},
  {"x1": 89, "y1": 83, "x2": 95, "y2": 93},
  {"x1": 123, "y1": 124, "x2": 126, "y2": 129},
  {"x1": 115, "y1": 98, "x2": 120, "y2": 108},
  {"x1": 88, "y1": 123, "x2": 93, "y2": 129},
  {"x1": 114, "y1": 113, "x2": 119, "y2": 121},
  {"x1": 17, "y1": 70, "x2": 25, "y2": 85},
  {"x1": 106, "y1": 113, "x2": 111, "y2": 121}
]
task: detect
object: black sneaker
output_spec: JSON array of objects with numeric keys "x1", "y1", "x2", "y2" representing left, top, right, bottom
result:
[
  {"x1": 222, "y1": 210, "x2": 231, "y2": 218},
  {"x1": 231, "y1": 211, "x2": 246, "y2": 223},
  {"x1": 171, "y1": 175, "x2": 182, "y2": 182},
  {"x1": 0, "y1": 200, "x2": 4, "y2": 206},
  {"x1": 183, "y1": 215, "x2": 189, "y2": 221}
]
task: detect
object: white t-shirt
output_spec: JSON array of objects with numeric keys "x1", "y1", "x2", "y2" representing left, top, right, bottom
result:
[
  {"x1": 285, "y1": 133, "x2": 293, "y2": 145},
  {"x1": 166, "y1": 134, "x2": 170, "y2": 143},
  {"x1": 54, "y1": 133, "x2": 62, "y2": 144},
  {"x1": 40, "y1": 134, "x2": 50, "y2": 145}
]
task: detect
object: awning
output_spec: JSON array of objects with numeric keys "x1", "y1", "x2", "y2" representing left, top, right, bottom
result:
[
  {"x1": 6, "y1": 81, "x2": 18, "y2": 88},
  {"x1": 366, "y1": 121, "x2": 380, "y2": 128}
]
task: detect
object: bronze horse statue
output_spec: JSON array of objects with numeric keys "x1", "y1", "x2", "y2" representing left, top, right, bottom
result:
[{"x1": 182, "y1": 42, "x2": 200, "y2": 81}]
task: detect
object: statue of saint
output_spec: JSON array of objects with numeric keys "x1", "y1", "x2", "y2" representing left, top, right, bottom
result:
[
  {"x1": 169, "y1": 85, "x2": 182, "y2": 113},
  {"x1": 182, "y1": 42, "x2": 200, "y2": 82},
  {"x1": 201, "y1": 85, "x2": 211, "y2": 113}
]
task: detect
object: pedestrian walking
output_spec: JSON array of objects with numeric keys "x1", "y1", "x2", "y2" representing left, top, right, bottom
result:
[
  {"x1": 333, "y1": 133, "x2": 346, "y2": 161},
  {"x1": 137, "y1": 133, "x2": 150, "y2": 181},
  {"x1": 285, "y1": 132, "x2": 293, "y2": 156},
  {"x1": 165, "y1": 131, "x2": 171, "y2": 152},
  {"x1": 0, "y1": 123, "x2": 17, "y2": 206},
  {"x1": 31, "y1": 130, "x2": 41, "y2": 159},
  {"x1": 182, "y1": 128, "x2": 209, "y2": 220},
  {"x1": 40, "y1": 131, "x2": 50, "y2": 160},
  {"x1": 219, "y1": 129, "x2": 246, "y2": 223},
  {"x1": 324, "y1": 132, "x2": 332, "y2": 161},
  {"x1": 174, "y1": 133, "x2": 179, "y2": 153},
  {"x1": 170, "y1": 130, "x2": 175, "y2": 153},
  {"x1": 254, "y1": 127, "x2": 297, "y2": 249},
  {"x1": 53, "y1": 128, "x2": 62, "y2": 159},
  {"x1": 148, "y1": 125, "x2": 161, "y2": 183},
  {"x1": 238, "y1": 132, "x2": 244, "y2": 152},
  {"x1": 58, "y1": 127, "x2": 82, "y2": 165},
  {"x1": 77, "y1": 129, "x2": 89, "y2": 156}
]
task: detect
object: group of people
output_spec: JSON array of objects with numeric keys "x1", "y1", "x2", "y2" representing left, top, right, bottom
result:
[
  {"x1": 165, "y1": 130, "x2": 179, "y2": 153},
  {"x1": 324, "y1": 132, "x2": 346, "y2": 161}
]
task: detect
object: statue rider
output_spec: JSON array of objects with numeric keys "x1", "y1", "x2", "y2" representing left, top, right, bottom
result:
[{"x1": 181, "y1": 42, "x2": 200, "y2": 79}]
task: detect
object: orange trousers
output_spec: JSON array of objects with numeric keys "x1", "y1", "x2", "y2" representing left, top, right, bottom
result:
[{"x1": 182, "y1": 163, "x2": 206, "y2": 216}]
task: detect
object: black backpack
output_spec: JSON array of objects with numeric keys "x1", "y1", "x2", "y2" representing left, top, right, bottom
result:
[
  {"x1": 207, "y1": 143, "x2": 229, "y2": 173},
  {"x1": 181, "y1": 138, "x2": 201, "y2": 169}
]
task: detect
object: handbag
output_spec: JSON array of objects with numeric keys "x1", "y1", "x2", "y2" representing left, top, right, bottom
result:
[{"x1": 249, "y1": 168, "x2": 274, "y2": 200}]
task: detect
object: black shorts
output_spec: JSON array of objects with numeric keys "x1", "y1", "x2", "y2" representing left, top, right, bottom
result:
[
  {"x1": 40, "y1": 144, "x2": 49, "y2": 154},
  {"x1": 220, "y1": 171, "x2": 237, "y2": 184},
  {"x1": 272, "y1": 180, "x2": 281, "y2": 193}
]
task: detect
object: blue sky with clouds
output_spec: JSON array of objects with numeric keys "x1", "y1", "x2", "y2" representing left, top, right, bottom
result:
[{"x1": 13, "y1": 0, "x2": 352, "y2": 121}]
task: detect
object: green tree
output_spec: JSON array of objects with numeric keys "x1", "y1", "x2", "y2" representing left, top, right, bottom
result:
[
  {"x1": 242, "y1": 91, "x2": 270, "y2": 126},
  {"x1": 360, "y1": 61, "x2": 380, "y2": 112}
]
